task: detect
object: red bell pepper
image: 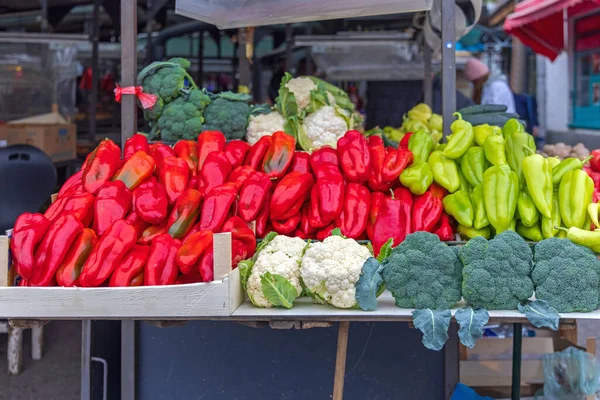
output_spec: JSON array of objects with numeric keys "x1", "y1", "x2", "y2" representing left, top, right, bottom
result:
[
  {"x1": 412, "y1": 183, "x2": 446, "y2": 232},
  {"x1": 198, "y1": 248, "x2": 214, "y2": 282},
  {"x1": 394, "y1": 187, "x2": 413, "y2": 237},
  {"x1": 109, "y1": 245, "x2": 150, "y2": 287},
  {"x1": 123, "y1": 134, "x2": 150, "y2": 161},
  {"x1": 79, "y1": 220, "x2": 137, "y2": 286},
  {"x1": 11, "y1": 213, "x2": 51, "y2": 280},
  {"x1": 371, "y1": 193, "x2": 406, "y2": 256},
  {"x1": 133, "y1": 176, "x2": 168, "y2": 224},
  {"x1": 290, "y1": 151, "x2": 311, "y2": 174},
  {"x1": 93, "y1": 180, "x2": 132, "y2": 236},
  {"x1": 187, "y1": 175, "x2": 201, "y2": 190},
  {"x1": 366, "y1": 191, "x2": 385, "y2": 241},
  {"x1": 159, "y1": 156, "x2": 190, "y2": 204},
  {"x1": 198, "y1": 151, "x2": 232, "y2": 195},
  {"x1": 113, "y1": 151, "x2": 156, "y2": 190},
  {"x1": 337, "y1": 130, "x2": 370, "y2": 182},
  {"x1": 82, "y1": 139, "x2": 122, "y2": 194},
  {"x1": 145, "y1": 233, "x2": 181, "y2": 286},
  {"x1": 368, "y1": 142, "x2": 393, "y2": 192},
  {"x1": 316, "y1": 224, "x2": 335, "y2": 241},
  {"x1": 399, "y1": 132, "x2": 414, "y2": 149},
  {"x1": 167, "y1": 188, "x2": 202, "y2": 239},
  {"x1": 55, "y1": 228, "x2": 97, "y2": 287},
  {"x1": 58, "y1": 170, "x2": 84, "y2": 198},
  {"x1": 245, "y1": 136, "x2": 272, "y2": 170},
  {"x1": 255, "y1": 191, "x2": 272, "y2": 238},
  {"x1": 175, "y1": 272, "x2": 205, "y2": 285},
  {"x1": 299, "y1": 203, "x2": 317, "y2": 236},
  {"x1": 227, "y1": 166, "x2": 255, "y2": 190},
  {"x1": 224, "y1": 140, "x2": 251, "y2": 169},
  {"x1": 150, "y1": 143, "x2": 176, "y2": 170},
  {"x1": 231, "y1": 239, "x2": 250, "y2": 268},
  {"x1": 31, "y1": 214, "x2": 84, "y2": 286},
  {"x1": 382, "y1": 148, "x2": 413, "y2": 182},
  {"x1": 367, "y1": 136, "x2": 384, "y2": 147},
  {"x1": 139, "y1": 222, "x2": 169, "y2": 245},
  {"x1": 433, "y1": 213, "x2": 455, "y2": 241},
  {"x1": 270, "y1": 172, "x2": 314, "y2": 221},
  {"x1": 272, "y1": 214, "x2": 301, "y2": 235},
  {"x1": 174, "y1": 140, "x2": 199, "y2": 175},
  {"x1": 335, "y1": 183, "x2": 371, "y2": 239},
  {"x1": 262, "y1": 131, "x2": 295, "y2": 179},
  {"x1": 591, "y1": 149, "x2": 600, "y2": 172},
  {"x1": 308, "y1": 187, "x2": 329, "y2": 229},
  {"x1": 124, "y1": 211, "x2": 151, "y2": 236},
  {"x1": 176, "y1": 230, "x2": 213, "y2": 275},
  {"x1": 222, "y1": 216, "x2": 257, "y2": 260},
  {"x1": 197, "y1": 130, "x2": 226, "y2": 171},
  {"x1": 310, "y1": 146, "x2": 338, "y2": 171},
  {"x1": 45, "y1": 188, "x2": 95, "y2": 226},
  {"x1": 198, "y1": 183, "x2": 238, "y2": 232},
  {"x1": 313, "y1": 163, "x2": 345, "y2": 222},
  {"x1": 238, "y1": 172, "x2": 271, "y2": 222}
]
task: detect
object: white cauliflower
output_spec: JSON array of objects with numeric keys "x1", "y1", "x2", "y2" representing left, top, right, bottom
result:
[
  {"x1": 246, "y1": 235, "x2": 307, "y2": 308},
  {"x1": 300, "y1": 235, "x2": 372, "y2": 308},
  {"x1": 245, "y1": 111, "x2": 286, "y2": 145},
  {"x1": 285, "y1": 76, "x2": 318, "y2": 110},
  {"x1": 300, "y1": 105, "x2": 349, "y2": 150}
]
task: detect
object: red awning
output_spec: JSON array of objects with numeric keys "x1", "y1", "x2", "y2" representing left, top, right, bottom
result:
[{"x1": 504, "y1": 0, "x2": 600, "y2": 61}]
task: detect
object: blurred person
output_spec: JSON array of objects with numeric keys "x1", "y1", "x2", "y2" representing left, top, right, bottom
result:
[
  {"x1": 268, "y1": 59, "x2": 286, "y2": 104},
  {"x1": 464, "y1": 58, "x2": 516, "y2": 114}
]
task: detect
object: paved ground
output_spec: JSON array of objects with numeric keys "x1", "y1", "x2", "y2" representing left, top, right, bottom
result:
[{"x1": 0, "y1": 321, "x2": 80, "y2": 400}]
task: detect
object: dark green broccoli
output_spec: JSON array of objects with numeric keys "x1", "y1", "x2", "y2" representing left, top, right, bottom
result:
[
  {"x1": 382, "y1": 232, "x2": 462, "y2": 309},
  {"x1": 155, "y1": 88, "x2": 211, "y2": 141},
  {"x1": 138, "y1": 58, "x2": 197, "y2": 104},
  {"x1": 201, "y1": 92, "x2": 251, "y2": 140},
  {"x1": 460, "y1": 231, "x2": 534, "y2": 310},
  {"x1": 531, "y1": 238, "x2": 600, "y2": 312}
]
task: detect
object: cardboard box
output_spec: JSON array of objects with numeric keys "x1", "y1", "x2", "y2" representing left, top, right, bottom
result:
[{"x1": 0, "y1": 112, "x2": 76, "y2": 163}]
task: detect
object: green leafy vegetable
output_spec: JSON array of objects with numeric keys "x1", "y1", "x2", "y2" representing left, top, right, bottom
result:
[
  {"x1": 376, "y1": 238, "x2": 394, "y2": 263},
  {"x1": 255, "y1": 232, "x2": 277, "y2": 258},
  {"x1": 276, "y1": 73, "x2": 299, "y2": 119},
  {"x1": 455, "y1": 307, "x2": 489, "y2": 348},
  {"x1": 412, "y1": 309, "x2": 451, "y2": 351},
  {"x1": 518, "y1": 300, "x2": 559, "y2": 331},
  {"x1": 331, "y1": 228, "x2": 345, "y2": 238},
  {"x1": 260, "y1": 272, "x2": 299, "y2": 309},
  {"x1": 355, "y1": 258, "x2": 384, "y2": 311},
  {"x1": 250, "y1": 103, "x2": 272, "y2": 116},
  {"x1": 239, "y1": 260, "x2": 254, "y2": 290},
  {"x1": 218, "y1": 92, "x2": 252, "y2": 102}
]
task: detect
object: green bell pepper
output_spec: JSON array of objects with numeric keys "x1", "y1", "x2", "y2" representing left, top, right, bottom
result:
[
  {"x1": 517, "y1": 189, "x2": 539, "y2": 228},
  {"x1": 428, "y1": 150, "x2": 461, "y2": 193},
  {"x1": 471, "y1": 184, "x2": 489, "y2": 230},
  {"x1": 522, "y1": 146, "x2": 553, "y2": 219},
  {"x1": 483, "y1": 164, "x2": 519, "y2": 233},
  {"x1": 483, "y1": 133, "x2": 507, "y2": 166},
  {"x1": 460, "y1": 146, "x2": 486, "y2": 187},
  {"x1": 428, "y1": 113, "x2": 443, "y2": 133},
  {"x1": 551, "y1": 155, "x2": 593, "y2": 187},
  {"x1": 457, "y1": 225, "x2": 491, "y2": 240},
  {"x1": 558, "y1": 169, "x2": 594, "y2": 229},
  {"x1": 408, "y1": 129, "x2": 434, "y2": 164},
  {"x1": 443, "y1": 190, "x2": 474, "y2": 228},
  {"x1": 504, "y1": 119, "x2": 535, "y2": 183},
  {"x1": 541, "y1": 195, "x2": 562, "y2": 239},
  {"x1": 443, "y1": 113, "x2": 474, "y2": 159},
  {"x1": 516, "y1": 222, "x2": 544, "y2": 242},
  {"x1": 473, "y1": 124, "x2": 494, "y2": 147},
  {"x1": 399, "y1": 163, "x2": 433, "y2": 196}
]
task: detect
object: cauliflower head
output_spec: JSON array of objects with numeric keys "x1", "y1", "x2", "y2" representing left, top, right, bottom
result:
[
  {"x1": 246, "y1": 235, "x2": 306, "y2": 308},
  {"x1": 245, "y1": 111, "x2": 286, "y2": 145},
  {"x1": 285, "y1": 76, "x2": 318, "y2": 110},
  {"x1": 300, "y1": 105, "x2": 349, "y2": 150},
  {"x1": 300, "y1": 235, "x2": 372, "y2": 308}
]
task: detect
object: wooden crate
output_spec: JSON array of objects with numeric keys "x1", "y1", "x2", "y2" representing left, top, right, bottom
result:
[{"x1": 0, "y1": 233, "x2": 245, "y2": 319}]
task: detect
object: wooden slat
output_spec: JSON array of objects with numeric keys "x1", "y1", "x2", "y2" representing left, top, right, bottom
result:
[{"x1": 0, "y1": 235, "x2": 8, "y2": 287}]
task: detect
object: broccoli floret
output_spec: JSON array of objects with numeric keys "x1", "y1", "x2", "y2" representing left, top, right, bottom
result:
[
  {"x1": 143, "y1": 97, "x2": 164, "y2": 122},
  {"x1": 138, "y1": 58, "x2": 197, "y2": 104},
  {"x1": 382, "y1": 232, "x2": 462, "y2": 309},
  {"x1": 202, "y1": 92, "x2": 251, "y2": 140},
  {"x1": 531, "y1": 238, "x2": 600, "y2": 312},
  {"x1": 155, "y1": 88, "x2": 210, "y2": 141},
  {"x1": 460, "y1": 231, "x2": 534, "y2": 310}
]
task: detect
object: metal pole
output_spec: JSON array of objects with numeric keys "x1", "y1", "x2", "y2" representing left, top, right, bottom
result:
[
  {"x1": 80, "y1": 320, "x2": 92, "y2": 400},
  {"x1": 146, "y1": 0, "x2": 153, "y2": 65},
  {"x1": 40, "y1": 0, "x2": 48, "y2": 32},
  {"x1": 444, "y1": 322, "x2": 459, "y2": 399},
  {"x1": 88, "y1": 0, "x2": 101, "y2": 144},
  {"x1": 512, "y1": 323, "x2": 523, "y2": 400},
  {"x1": 238, "y1": 28, "x2": 251, "y2": 90},
  {"x1": 121, "y1": 320, "x2": 136, "y2": 400},
  {"x1": 423, "y1": 42, "x2": 433, "y2": 106},
  {"x1": 441, "y1": 1, "x2": 456, "y2": 137},
  {"x1": 121, "y1": 0, "x2": 138, "y2": 148},
  {"x1": 285, "y1": 24, "x2": 293, "y2": 72}
]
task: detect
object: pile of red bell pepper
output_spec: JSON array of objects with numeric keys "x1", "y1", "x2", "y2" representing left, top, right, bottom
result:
[
  {"x1": 11, "y1": 127, "x2": 459, "y2": 287},
  {"x1": 11, "y1": 132, "x2": 257, "y2": 287},
  {"x1": 585, "y1": 149, "x2": 600, "y2": 203}
]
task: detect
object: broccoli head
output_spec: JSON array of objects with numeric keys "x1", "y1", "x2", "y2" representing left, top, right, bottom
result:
[
  {"x1": 460, "y1": 230, "x2": 534, "y2": 310},
  {"x1": 531, "y1": 238, "x2": 600, "y2": 312},
  {"x1": 138, "y1": 58, "x2": 197, "y2": 104},
  {"x1": 201, "y1": 92, "x2": 251, "y2": 140},
  {"x1": 382, "y1": 231, "x2": 462, "y2": 309},
  {"x1": 155, "y1": 88, "x2": 210, "y2": 141}
]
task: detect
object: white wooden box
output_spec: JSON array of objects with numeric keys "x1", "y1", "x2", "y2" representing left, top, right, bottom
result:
[{"x1": 0, "y1": 233, "x2": 245, "y2": 319}]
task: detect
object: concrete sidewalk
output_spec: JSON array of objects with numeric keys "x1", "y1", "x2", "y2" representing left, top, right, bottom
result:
[{"x1": 0, "y1": 321, "x2": 80, "y2": 400}]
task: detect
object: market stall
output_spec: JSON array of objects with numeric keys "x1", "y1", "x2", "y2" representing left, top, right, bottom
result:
[{"x1": 5, "y1": 0, "x2": 600, "y2": 399}]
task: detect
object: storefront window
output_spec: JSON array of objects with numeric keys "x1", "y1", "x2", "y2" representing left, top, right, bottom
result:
[{"x1": 572, "y1": 12, "x2": 600, "y2": 129}]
